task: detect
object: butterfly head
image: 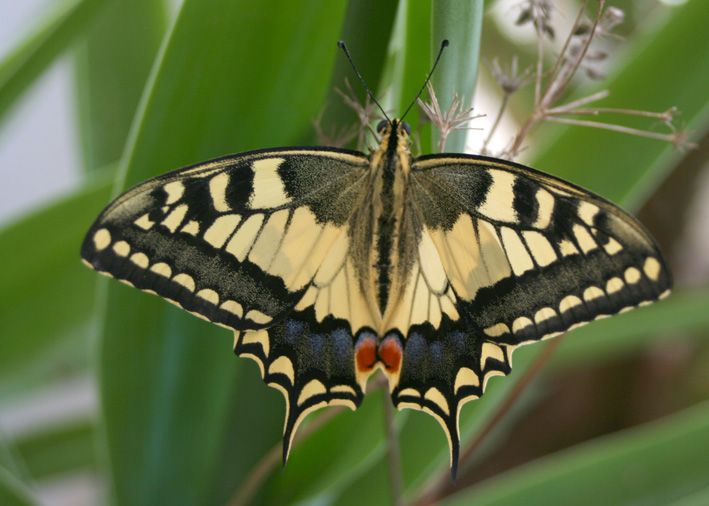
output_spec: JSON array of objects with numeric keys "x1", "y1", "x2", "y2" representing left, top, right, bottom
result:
[
  {"x1": 375, "y1": 119, "x2": 413, "y2": 154},
  {"x1": 376, "y1": 119, "x2": 411, "y2": 137}
]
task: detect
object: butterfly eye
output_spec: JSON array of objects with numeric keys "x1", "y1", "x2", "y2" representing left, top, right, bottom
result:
[
  {"x1": 401, "y1": 122, "x2": 411, "y2": 136},
  {"x1": 376, "y1": 119, "x2": 388, "y2": 133}
]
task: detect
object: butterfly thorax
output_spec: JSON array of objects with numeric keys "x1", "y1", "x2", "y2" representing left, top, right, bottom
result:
[{"x1": 349, "y1": 121, "x2": 417, "y2": 330}]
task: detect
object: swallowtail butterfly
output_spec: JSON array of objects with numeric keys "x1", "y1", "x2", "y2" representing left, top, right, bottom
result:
[{"x1": 81, "y1": 41, "x2": 671, "y2": 479}]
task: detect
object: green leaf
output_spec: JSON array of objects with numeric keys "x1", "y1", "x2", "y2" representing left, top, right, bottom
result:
[
  {"x1": 0, "y1": 466, "x2": 40, "y2": 506},
  {"x1": 431, "y1": 0, "x2": 483, "y2": 152},
  {"x1": 266, "y1": 389, "x2": 389, "y2": 505},
  {"x1": 320, "y1": 0, "x2": 400, "y2": 141},
  {"x1": 397, "y1": 0, "x2": 433, "y2": 153},
  {"x1": 0, "y1": 171, "x2": 113, "y2": 380},
  {"x1": 13, "y1": 420, "x2": 96, "y2": 480},
  {"x1": 441, "y1": 401, "x2": 709, "y2": 506},
  {"x1": 74, "y1": 0, "x2": 167, "y2": 171},
  {"x1": 0, "y1": 0, "x2": 108, "y2": 125},
  {"x1": 96, "y1": 2, "x2": 349, "y2": 505}
]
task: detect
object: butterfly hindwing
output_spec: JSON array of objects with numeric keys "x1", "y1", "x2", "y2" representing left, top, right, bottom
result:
[{"x1": 385, "y1": 153, "x2": 672, "y2": 473}]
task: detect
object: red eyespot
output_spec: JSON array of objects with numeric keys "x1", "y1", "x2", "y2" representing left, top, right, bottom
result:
[
  {"x1": 355, "y1": 336, "x2": 377, "y2": 372},
  {"x1": 378, "y1": 336, "x2": 402, "y2": 374}
]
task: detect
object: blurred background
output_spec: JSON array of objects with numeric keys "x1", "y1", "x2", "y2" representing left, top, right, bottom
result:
[{"x1": 1, "y1": 1, "x2": 708, "y2": 505}]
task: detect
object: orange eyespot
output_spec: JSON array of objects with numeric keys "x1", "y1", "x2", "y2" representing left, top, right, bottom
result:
[
  {"x1": 378, "y1": 336, "x2": 402, "y2": 374},
  {"x1": 355, "y1": 335, "x2": 377, "y2": 372}
]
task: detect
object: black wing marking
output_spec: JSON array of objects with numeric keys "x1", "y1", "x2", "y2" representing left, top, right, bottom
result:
[{"x1": 389, "y1": 153, "x2": 672, "y2": 477}]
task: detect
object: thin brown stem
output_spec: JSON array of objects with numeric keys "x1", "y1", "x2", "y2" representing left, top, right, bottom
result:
[
  {"x1": 535, "y1": 16, "x2": 544, "y2": 105},
  {"x1": 548, "y1": 106, "x2": 676, "y2": 121},
  {"x1": 546, "y1": 0, "x2": 605, "y2": 107},
  {"x1": 413, "y1": 336, "x2": 566, "y2": 506},
  {"x1": 482, "y1": 92, "x2": 510, "y2": 154},
  {"x1": 544, "y1": 116, "x2": 688, "y2": 143},
  {"x1": 539, "y1": 0, "x2": 589, "y2": 107},
  {"x1": 547, "y1": 90, "x2": 610, "y2": 112}
]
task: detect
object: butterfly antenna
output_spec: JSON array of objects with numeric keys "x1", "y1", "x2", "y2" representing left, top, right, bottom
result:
[
  {"x1": 400, "y1": 39, "x2": 449, "y2": 121},
  {"x1": 337, "y1": 41, "x2": 390, "y2": 122}
]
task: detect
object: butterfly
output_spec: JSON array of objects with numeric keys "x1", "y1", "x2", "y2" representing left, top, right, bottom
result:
[{"x1": 81, "y1": 41, "x2": 671, "y2": 479}]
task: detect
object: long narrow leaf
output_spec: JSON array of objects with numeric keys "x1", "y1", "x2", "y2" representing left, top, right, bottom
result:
[
  {"x1": 0, "y1": 467, "x2": 40, "y2": 506},
  {"x1": 0, "y1": 171, "x2": 113, "y2": 379},
  {"x1": 74, "y1": 0, "x2": 167, "y2": 171},
  {"x1": 430, "y1": 0, "x2": 483, "y2": 152},
  {"x1": 442, "y1": 401, "x2": 709, "y2": 505},
  {"x1": 96, "y1": 2, "x2": 350, "y2": 505},
  {"x1": 0, "y1": 0, "x2": 108, "y2": 125}
]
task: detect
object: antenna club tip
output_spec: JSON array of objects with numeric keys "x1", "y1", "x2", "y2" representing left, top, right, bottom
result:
[
  {"x1": 337, "y1": 40, "x2": 346, "y2": 48},
  {"x1": 442, "y1": 39, "x2": 449, "y2": 47}
]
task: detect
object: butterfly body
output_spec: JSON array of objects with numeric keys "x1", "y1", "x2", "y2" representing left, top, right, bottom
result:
[{"x1": 82, "y1": 118, "x2": 671, "y2": 478}]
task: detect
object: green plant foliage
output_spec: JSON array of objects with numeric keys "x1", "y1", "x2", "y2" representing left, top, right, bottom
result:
[
  {"x1": 442, "y1": 401, "x2": 709, "y2": 506},
  {"x1": 0, "y1": 0, "x2": 707, "y2": 505}
]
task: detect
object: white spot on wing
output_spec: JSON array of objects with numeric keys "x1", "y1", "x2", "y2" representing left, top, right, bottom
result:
[
  {"x1": 268, "y1": 356, "x2": 295, "y2": 384},
  {"x1": 250, "y1": 158, "x2": 292, "y2": 209},
  {"x1": 559, "y1": 239, "x2": 579, "y2": 257},
  {"x1": 209, "y1": 172, "x2": 231, "y2": 212},
  {"x1": 418, "y1": 230, "x2": 448, "y2": 294},
  {"x1": 220, "y1": 300, "x2": 243, "y2": 318},
  {"x1": 606, "y1": 277, "x2": 624, "y2": 294},
  {"x1": 643, "y1": 257, "x2": 661, "y2": 281},
  {"x1": 583, "y1": 286, "x2": 605, "y2": 301},
  {"x1": 241, "y1": 329, "x2": 270, "y2": 358},
  {"x1": 501, "y1": 227, "x2": 534, "y2": 276},
  {"x1": 484, "y1": 322, "x2": 510, "y2": 337},
  {"x1": 204, "y1": 214, "x2": 242, "y2": 248},
  {"x1": 604, "y1": 237, "x2": 623, "y2": 255},
  {"x1": 424, "y1": 387, "x2": 449, "y2": 415},
  {"x1": 533, "y1": 188, "x2": 555, "y2": 228},
  {"x1": 162, "y1": 204, "x2": 188, "y2": 233},
  {"x1": 226, "y1": 214, "x2": 264, "y2": 261},
  {"x1": 298, "y1": 379, "x2": 327, "y2": 406},
  {"x1": 93, "y1": 228, "x2": 111, "y2": 251},
  {"x1": 134, "y1": 214, "x2": 155, "y2": 230},
  {"x1": 113, "y1": 240, "x2": 130, "y2": 257},
  {"x1": 523, "y1": 231, "x2": 557, "y2": 267},
  {"x1": 172, "y1": 273, "x2": 195, "y2": 292},
  {"x1": 454, "y1": 367, "x2": 480, "y2": 393},
  {"x1": 181, "y1": 220, "x2": 200, "y2": 235},
  {"x1": 196, "y1": 288, "x2": 219, "y2": 305},
  {"x1": 624, "y1": 267, "x2": 641, "y2": 284},
  {"x1": 150, "y1": 262, "x2": 172, "y2": 277},
  {"x1": 481, "y1": 342, "x2": 504, "y2": 369},
  {"x1": 578, "y1": 201, "x2": 600, "y2": 226},
  {"x1": 246, "y1": 309, "x2": 272, "y2": 325},
  {"x1": 249, "y1": 209, "x2": 289, "y2": 269},
  {"x1": 163, "y1": 181, "x2": 185, "y2": 205},
  {"x1": 479, "y1": 169, "x2": 517, "y2": 223},
  {"x1": 559, "y1": 295, "x2": 582, "y2": 313},
  {"x1": 130, "y1": 252, "x2": 149, "y2": 268},
  {"x1": 573, "y1": 224, "x2": 597, "y2": 253}
]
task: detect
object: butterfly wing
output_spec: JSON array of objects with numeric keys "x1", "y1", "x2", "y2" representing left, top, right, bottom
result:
[
  {"x1": 81, "y1": 147, "x2": 373, "y2": 459},
  {"x1": 392, "y1": 153, "x2": 671, "y2": 476}
]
